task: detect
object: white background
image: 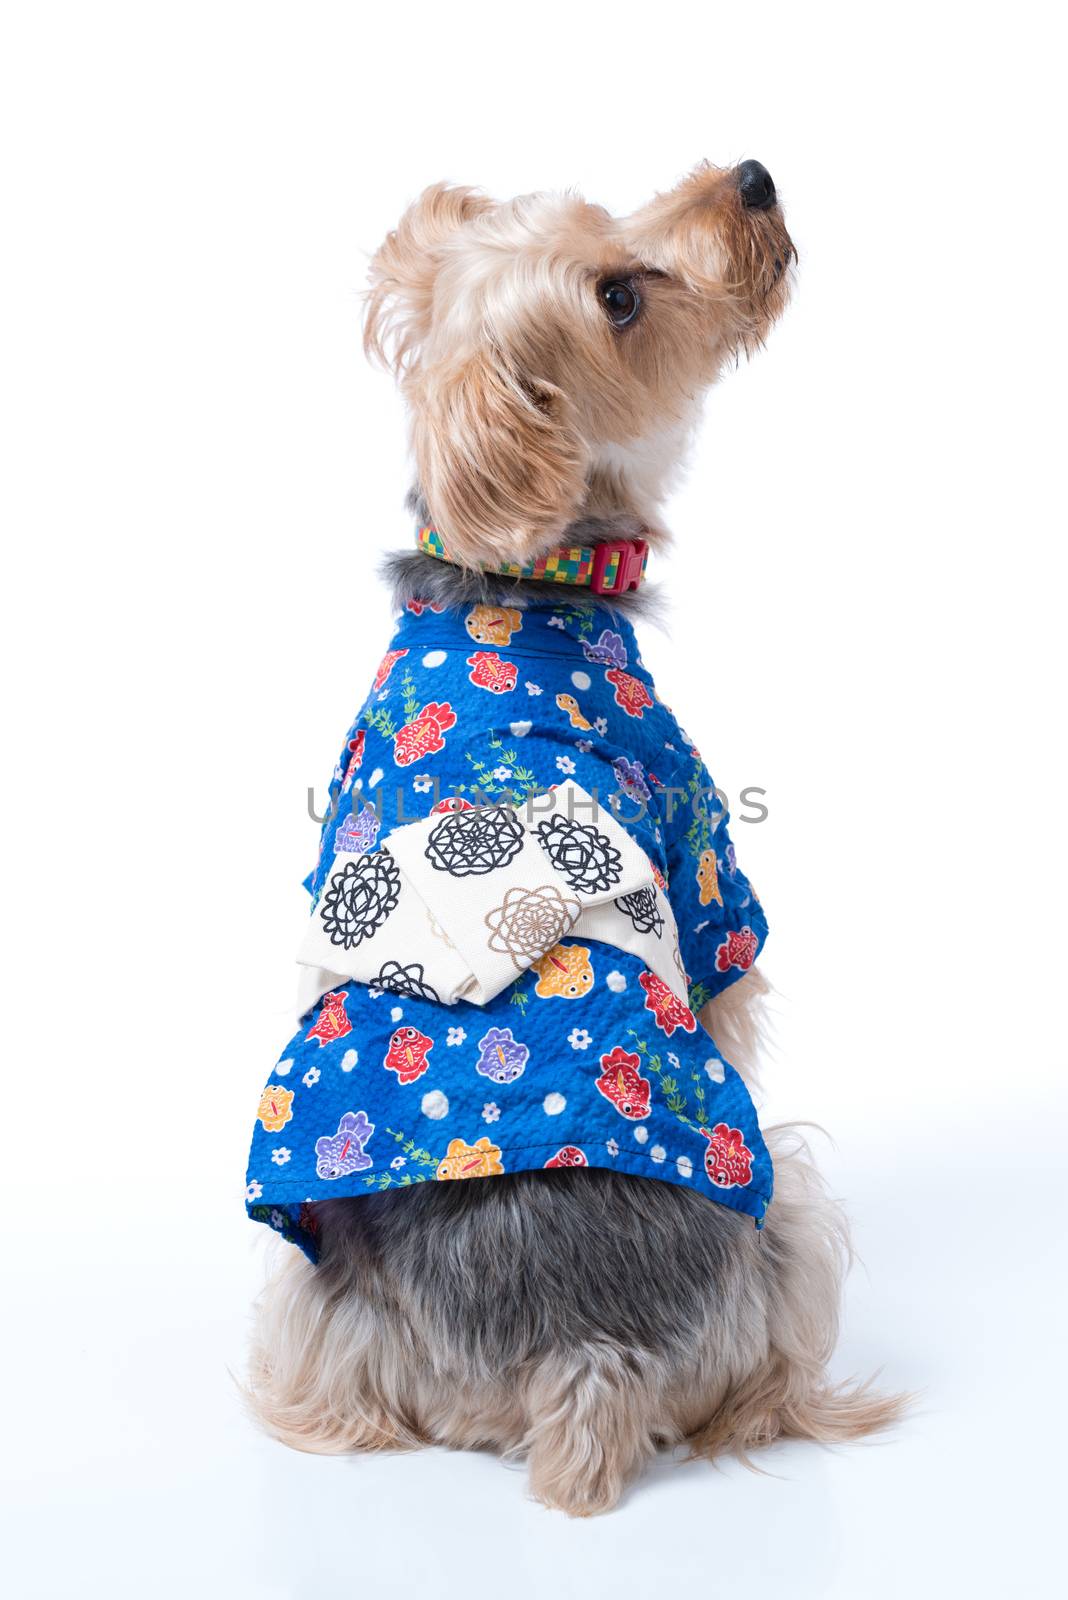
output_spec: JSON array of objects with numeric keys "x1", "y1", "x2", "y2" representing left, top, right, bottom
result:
[{"x1": 3, "y1": 3, "x2": 1066, "y2": 1596}]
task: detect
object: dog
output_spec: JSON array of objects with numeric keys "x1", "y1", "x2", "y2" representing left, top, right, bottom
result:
[{"x1": 244, "y1": 160, "x2": 902, "y2": 1516}]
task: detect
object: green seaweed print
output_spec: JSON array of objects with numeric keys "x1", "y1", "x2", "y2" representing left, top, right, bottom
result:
[
  {"x1": 626, "y1": 1029, "x2": 710, "y2": 1128},
  {"x1": 456, "y1": 735, "x2": 543, "y2": 800},
  {"x1": 362, "y1": 1127, "x2": 440, "y2": 1189}
]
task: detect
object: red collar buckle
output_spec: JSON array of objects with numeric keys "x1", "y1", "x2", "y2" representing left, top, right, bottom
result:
[{"x1": 590, "y1": 538, "x2": 649, "y2": 596}]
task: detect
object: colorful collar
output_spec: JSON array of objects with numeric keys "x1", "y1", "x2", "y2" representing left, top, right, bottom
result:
[{"x1": 416, "y1": 523, "x2": 649, "y2": 596}]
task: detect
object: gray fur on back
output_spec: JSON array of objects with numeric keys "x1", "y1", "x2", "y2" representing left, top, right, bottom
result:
[{"x1": 311, "y1": 1167, "x2": 755, "y2": 1368}]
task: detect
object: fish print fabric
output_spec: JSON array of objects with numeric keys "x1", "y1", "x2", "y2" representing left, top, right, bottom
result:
[{"x1": 246, "y1": 599, "x2": 771, "y2": 1259}]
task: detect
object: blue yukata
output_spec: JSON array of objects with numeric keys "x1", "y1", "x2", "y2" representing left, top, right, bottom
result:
[{"x1": 246, "y1": 598, "x2": 771, "y2": 1259}]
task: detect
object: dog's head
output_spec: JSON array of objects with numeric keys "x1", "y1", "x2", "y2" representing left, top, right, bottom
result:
[{"x1": 365, "y1": 162, "x2": 794, "y2": 568}]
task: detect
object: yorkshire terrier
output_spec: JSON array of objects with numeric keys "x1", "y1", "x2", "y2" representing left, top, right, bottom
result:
[{"x1": 244, "y1": 159, "x2": 902, "y2": 1515}]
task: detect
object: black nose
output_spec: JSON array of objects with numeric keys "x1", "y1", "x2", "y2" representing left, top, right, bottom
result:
[{"x1": 737, "y1": 159, "x2": 777, "y2": 211}]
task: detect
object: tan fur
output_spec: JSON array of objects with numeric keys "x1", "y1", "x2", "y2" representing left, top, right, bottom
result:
[
  {"x1": 364, "y1": 163, "x2": 794, "y2": 565},
  {"x1": 700, "y1": 966, "x2": 773, "y2": 1091}
]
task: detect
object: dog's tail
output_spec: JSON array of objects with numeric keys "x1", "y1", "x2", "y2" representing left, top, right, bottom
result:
[{"x1": 687, "y1": 1123, "x2": 911, "y2": 1463}]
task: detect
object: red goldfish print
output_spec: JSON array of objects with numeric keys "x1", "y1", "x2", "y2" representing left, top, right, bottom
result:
[
  {"x1": 595, "y1": 1046, "x2": 651, "y2": 1120},
  {"x1": 466, "y1": 651, "x2": 518, "y2": 693},
  {"x1": 393, "y1": 702, "x2": 458, "y2": 766},
  {"x1": 340, "y1": 731, "x2": 366, "y2": 793},
  {"x1": 544, "y1": 1146, "x2": 588, "y2": 1169},
  {"x1": 605, "y1": 668, "x2": 653, "y2": 718},
  {"x1": 305, "y1": 990, "x2": 352, "y2": 1048},
  {"x1": 638, "y1": 971, "x2": 697, "y2": 1037},
  {"x1": 373, "y1": 648, "x2": 408, "y2": 691},
  {"x1": 383, "y1": 1025, "x2": 434, "y2": 1085},
  {"x1": 714, "y1": 927, "x2": 759, "y2": 974},
  {"x1": 431, "y1": 795, "x2": 474, "y2": 814},
  {"x1": 700, "y1": 1123, "x2": 753, "y2": 1188}
]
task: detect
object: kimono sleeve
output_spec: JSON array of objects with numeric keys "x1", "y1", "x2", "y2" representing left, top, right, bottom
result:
[{"x1": 662, "y1": 750, "x2": 769, "y2": 1009}]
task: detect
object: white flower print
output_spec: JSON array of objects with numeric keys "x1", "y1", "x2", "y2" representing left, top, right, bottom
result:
[
  {"x1": 274, "y1": 1058, "x2": 293, "y2": 1077},
  {"x1": 606, "y1": 970, "x2": 627, "y2": 993},
  {"x1": 367, "y1": 986, "x2": 384, "y2": 1000},
  {"x1": 412, "y1": 773, "x2": 434, "y2": 794},
  {"x1": 271, "y1": 1147, "x2": 292, "y2": 1166},
  {"x1": 269, "y1": 1209, "x2": 287, "y2": 1231},
  {"x1": 391, "y1": 1155, "x2": 407, "y2": 1170},
  {"x1": 510, "y1": 720, "x2": 532, "y2": 737},
  {"x1": 525, "y1": 681, "x2": 543, "y2": 696},
  {"x1": 575, "y1": 739, "x2": 593, "y2": 754},
  {"x1": 341, "y1": 1048, "x2": 359, "y2": 1072},
  {"x1": 594, "y1": 717, "x2": 608, "y2": 736},
  {"x1": 633, "y1": 1124, "x2": 649, "y2": 1145},
  {"x1": 704, "y1": 1057, "x2": 726, "y2": 1084},
  {"x1": 548, "y1": 616, "x2": 565, "y2": 629},
  {"x1": 555, "y1": 755, "x2": 576, "y2": 775},
  {"x1": 650, "y1": 1145, "x2": 667, "y2": 1164},
  {"x1": 390, "y1": 1006, "x2": 403, "y2": 1023},
  {"x1": 567, "y1": 1027, "x2": 592, "y2": 1050},
  {"x1": 368, "y1": 767, "x2": 384, "y2": 788},
  {"x1": 667, "y1": 1052, "x2": 681, "y2": 1072},
  {"x1": 446, "y1": 1026, "x2": 467, "y2": 1046},
  {"x1": 421, "y1": 1089, "x2": 450, "y2": 1120},
  {"x1": 491, "y1": 766, "x2": 513, "y2": 781},
  {"x1": 676, "y1": 1155, "x2": 694, "y2": 1180},
  {"x1": 245, "y1": 1180, "x2": 263, "y2": 1202},
  {"x1": 543, "y1": 1092, "x2": 567, "y2": 1116},
  {"x1": 482, "y1": 1102, "x2": 501, "y2": 1123},
  {"x1": 606, "y1": 1138, "x2": 619, "y2": 1157},
  {"x1": 302, "y1": 1066, "x2": 320, "y2": 1088}
]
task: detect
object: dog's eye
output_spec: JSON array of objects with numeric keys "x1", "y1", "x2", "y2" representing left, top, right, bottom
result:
[{"x1": 600, "y1": 279, "x2": 641, "y2": 327}]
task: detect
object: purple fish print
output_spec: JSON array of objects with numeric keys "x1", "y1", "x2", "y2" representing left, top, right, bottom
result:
[
  {"x1": 611, "y1": 755, "x2": 650, "y2": 803},
  {"x1": 335, "y1": 802, "x2": 381, "y2": 854},
  {"x1": 582, "y1": 628, "x2": 628, "y2": 670},
  {"x1": 475, "y1": 1026, "x2": 529, "y2": 1084},
  {"x1": 315, "y1": 1111, "x2": 375, "y2": 1179}
]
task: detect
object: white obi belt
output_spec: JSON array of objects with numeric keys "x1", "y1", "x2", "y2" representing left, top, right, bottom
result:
[{"x1": 298, "y1": 782, "x2": 688, "y2": 1016}]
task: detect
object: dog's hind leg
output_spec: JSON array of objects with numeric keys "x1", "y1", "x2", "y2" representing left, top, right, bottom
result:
[
  {"x1": 685, "y1": 1128, "x2": 908, "y2": 1461},
  {"x1": 244, "y1": 1242, "x2": 427, "y2": 1455},
  {"x1": 521, "y1": 1344, "x2": 670, "y2": 1516}
]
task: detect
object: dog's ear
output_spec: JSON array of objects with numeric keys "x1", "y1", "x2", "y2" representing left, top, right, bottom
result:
[
  {"x1": 364, "y1": 183, "x2": 494, "y2": 376},
  {"x1": 413, "y1": 346, "x2": 589, "y2": 569}
]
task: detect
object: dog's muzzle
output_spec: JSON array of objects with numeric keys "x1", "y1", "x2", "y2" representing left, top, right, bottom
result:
[{"x1": 737, "y1": 159, "x2": 777, "y2": 211}]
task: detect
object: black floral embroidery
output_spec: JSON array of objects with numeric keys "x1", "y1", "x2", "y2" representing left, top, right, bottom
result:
[
  {"x1": 424, "y1": 804, "x2": 525, "y2": 876},
  {"x1": 535, "y1": 815, "x2": 623, "y2": 895},
  {"x1": 319, "y1": 851, "x2": 401, "y2": 949},
  {"x1": 616, "y1": 887, "x2": 664, "y2": 938},
  {"x1": 373, "y1": 960, "x2": 441, "y2": 1003}
]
